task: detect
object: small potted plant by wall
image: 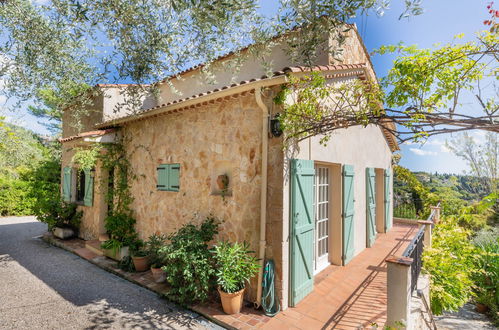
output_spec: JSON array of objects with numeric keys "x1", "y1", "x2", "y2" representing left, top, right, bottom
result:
[
  {"x1": 131, "y1": 248, "x2": 149, "y2": 272},
  {"x1": 212, "y1": 241, "x2": 260, "y2": 315},
  {"x1": 474, "y1": 290, "x2": 491, "y2": 314},
  {"x1": 101, "y1": 213, "x2": 138, "y2": 261},
  {"x1": 101, "y1": 238, "x2": 129, "y2": 261},
  {"x1": 131, "y1": 240, "x2": 149, "y2": 272},
  {"x1": 146, "y1": 233, "x2": 168, "y2": 283}
]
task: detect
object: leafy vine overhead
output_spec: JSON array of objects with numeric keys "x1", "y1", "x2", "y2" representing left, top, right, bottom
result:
[
  {"x1": 0, "y1": 0, "x2": 423, "y2": 127},
  {"x1": 276, "y1": 31, "x2": 499, "y2": 145},
  {"x1": 71, "y1": 145, "x2": 102, "y2": 171}
]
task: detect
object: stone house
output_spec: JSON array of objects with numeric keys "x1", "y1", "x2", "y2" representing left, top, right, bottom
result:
[{"x1": 59, "y1": 26, "x2": 398, "y2": 310}]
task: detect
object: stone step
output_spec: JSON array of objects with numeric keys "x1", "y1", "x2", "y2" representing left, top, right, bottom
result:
[
  {"x1": 74, "y1": 247, "x2": 99, "y2": 261},
  {"x1": 85, "y1": 240, "x2": 104, "y2": 256}
]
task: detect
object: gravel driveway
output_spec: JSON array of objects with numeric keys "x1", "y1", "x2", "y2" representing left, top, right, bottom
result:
[{"x1": 0, "y1": 216, "x2": 222, "y2": 330}]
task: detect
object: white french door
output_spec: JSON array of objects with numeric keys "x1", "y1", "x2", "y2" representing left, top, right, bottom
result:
[{"x1": 313, "y1": 166, "x2": 330, "y2": 274}]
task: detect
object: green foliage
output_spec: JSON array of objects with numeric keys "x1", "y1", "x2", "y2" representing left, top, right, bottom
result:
[
  {"x1": 0, "y1": 171, "x2": 36, "y2": 216},
  {"x1": 472, "y1": 228, "x2": 499, "y2": 326},
  {"x1": 446, "y1": 132, "x2": 499, "y2": 194},
  {"x1": 72, "y1": 145, "x2": 101, "y2": 171},
  {"x1": 423, "y1": 217, "x2": 476, "y2": 315},
  {"x1": 102, "y1": 213, "x2": 140, "y2": 249},
  {"x1": 28, "y1": 156, "x2": 62, "y2": 218},
  {"x1": 377, "y1": 32, "x2": 496, "y2": 112},
  {"x1": 0, "y1": 123, "x2": 60, "y2": 217},
  {"x1": 0, "y1": 0, "x2": 422, "y2": 126},
  {"x1": 36, "y1": 196, "x2": 82, "y2": 231},
  {"x1": 99, "y1": 142, "x2": 134, "y2": 216},
  {"x1": 145, "y1": 233, "x2": 168, "y2": 268},
  {"x1": 101, "y1": 238, "x2": 123, "y2": 252},
  {"x1": 117, "y1": 255, "x2": 136, "y2": 272},
  {"x1": 159, "y1": 216, "x2": 220, "y2": 305},
  {"x1": 277, "y1": 72, "x2": 385, "y2": 145},
  {"x1": 212, "y1": 241, "x2": 259, "y2": 294}
]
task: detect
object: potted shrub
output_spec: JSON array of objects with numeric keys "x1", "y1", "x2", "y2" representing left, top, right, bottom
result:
[
  {"x1": 101, "y1": 213, "x2": 139, "y2": 261},
  {"x1": 37, "y1": 198, "x2": 82, "y2": 239},
  {"x1": 101, "y1": 238, "x2": 129, "y2": 261},
  {"x1": 146, "y1": 233, "x2": 168, "y2": 283},
  {"x1": 131, "y1": 249, "x2": 149, "y2": 272},
  {"x1": 212, "y1": 241, "x2": 259, "y2": 314}
]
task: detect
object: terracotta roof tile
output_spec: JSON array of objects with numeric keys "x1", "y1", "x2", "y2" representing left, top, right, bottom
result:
[
  {"x1": 59, "y1": 128, "x2": 116, "y2": 143},
  {"x1": 97, "y1": 64, "x2": 368, "y2": 128}
]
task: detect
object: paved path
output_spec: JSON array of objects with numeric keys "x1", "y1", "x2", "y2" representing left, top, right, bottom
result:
[
  {"x1": 435, "y1": 303, "x2": 497, "y2": 330},
  {"x1": 0, "y1": 216, "x2": 221, "y2": 330}
]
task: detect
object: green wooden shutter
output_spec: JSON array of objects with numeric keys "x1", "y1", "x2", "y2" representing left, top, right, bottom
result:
[
  {"x1": 384, "y1": 168, "x2": 392, "y2": 231},
  {"x1": 290, "y1": 159, "x2": 315, "y2": 306},
  {"x1": 157, "y1": 164, "x2": 180, "y2": 191},
  {"x1": 366, "y1": 168, "x2": 376, "y2": 247},
  {"x1": 168, "y1": 164, "x2": 180, "y2": 192},
  {"x1": 83, "y1": 169, "x2": 94, "y2": 206},
  {"x1": 342, "y1": 165, "x2": 355, "y2": 265},
  {"x1": 63, "y1": 167, "x2": 72, "y2": 202},
  {"x1": 157, "y1": 165, "x2": 168, "y2": 191}
]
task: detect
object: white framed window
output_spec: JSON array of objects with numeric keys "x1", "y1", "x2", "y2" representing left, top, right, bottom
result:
[{"x1": 313, "y1": 165, "x2": 330, "y2": 273}]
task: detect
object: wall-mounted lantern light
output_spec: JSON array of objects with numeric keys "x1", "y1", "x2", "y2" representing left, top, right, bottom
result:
[{"x1": 270, "y1": 113, "x2": 283, "y2": 137}]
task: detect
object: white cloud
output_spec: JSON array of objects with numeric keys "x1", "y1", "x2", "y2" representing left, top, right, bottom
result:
[
  {"x1": 0, "y1": 95, "x2": 6, "y2": 104},
  {"x1": 410, "y1": 148, "x2": 437, "y2": 156},
  {"x1": 440, "y1": 144, "x2": 451, "y2": 153}
]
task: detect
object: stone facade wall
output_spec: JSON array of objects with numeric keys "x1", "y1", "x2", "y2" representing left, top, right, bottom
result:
[
  {"x1": 62, "y1": 95, "x2": 104, "y2": 138},
  {"x1": 122, "y1": 93, "x2": 265, "y2": 300},
  {"x1": 329, "y1": 28, "x2": 377, "y2": 81}
]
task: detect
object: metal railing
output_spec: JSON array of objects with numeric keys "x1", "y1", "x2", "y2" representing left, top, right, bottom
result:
[
  {"x1": 393, "y1": 198, "x2": 424, "y2": 220},
  {"x1": 402, "y1": 202, "x2": 440, "y2": 293},
  {"x1": 403, "y1": 227, "x2": 425, "y2": 293}
]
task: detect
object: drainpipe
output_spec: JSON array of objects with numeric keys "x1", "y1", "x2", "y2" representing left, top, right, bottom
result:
[{"x1": 254, "y1": 87, "x2": 269, "y2": 309}]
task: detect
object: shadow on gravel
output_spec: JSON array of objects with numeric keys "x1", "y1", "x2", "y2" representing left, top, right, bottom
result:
[{"x1": 0, "y1": 218, "x2": 207, "y2": 329}]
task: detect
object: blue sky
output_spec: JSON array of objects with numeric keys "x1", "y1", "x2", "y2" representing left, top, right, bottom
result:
[
  {"x1": 349, "y1": 0, "x2": 487, "y2": 174},
  {"x1": 1, "y1": 0, "x2": 489, "y2": 173}
]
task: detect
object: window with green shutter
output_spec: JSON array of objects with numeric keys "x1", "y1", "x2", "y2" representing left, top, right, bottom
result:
[
  {"x1": 62, "y1": 167, "x2": 72, "y2": 202},
  {"x1": 157, "y1": 163, "x2": 180, "y2": 192}
]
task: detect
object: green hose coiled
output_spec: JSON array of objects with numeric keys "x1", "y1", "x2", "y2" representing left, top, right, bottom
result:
[{"x1": 261, "y1": 259, "x2": 281, "y2": 316}]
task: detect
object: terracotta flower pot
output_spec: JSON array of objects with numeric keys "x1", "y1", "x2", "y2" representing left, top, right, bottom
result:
[
  {"x1": 218, "y1": 287, "x2": 245, "y2": 315},
  {"x1": 216, "y1": 174, "x2": 229, "y2": 190},
  {"x1": 476, "y1": 303, "x2": 489, "y2": 314},
  {"x1": 150, "y1": 266, "x2": 166, "y2": 283},
  {"x1": 132, "y1": 256, "x2": 149, "y2": 272}
]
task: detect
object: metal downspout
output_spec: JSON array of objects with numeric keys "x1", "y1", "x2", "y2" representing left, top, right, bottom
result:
[{"x1": 254, "y1": 87, "x2": 269, "y2": 309}]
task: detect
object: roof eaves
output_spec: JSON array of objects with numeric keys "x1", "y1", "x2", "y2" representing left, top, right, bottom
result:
[
  {"x1": 96, "y1": 64, "x2": 368, "y2": 128},
  {"x1": 59, "y1": 128, "x2": 116, "y2": 143}
]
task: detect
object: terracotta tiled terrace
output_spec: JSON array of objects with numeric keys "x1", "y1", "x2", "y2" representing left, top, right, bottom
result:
[
  {"x1": 195, "y1": 222, "x2": 418, "y2": 329},
  {"x1": 43, "y1": 222, "x2": 418, "y2": 330},
  {"x1": 263, "y1": 223, "x2": 418, "y2": 330}
]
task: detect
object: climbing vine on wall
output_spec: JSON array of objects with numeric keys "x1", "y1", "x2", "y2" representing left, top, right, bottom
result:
[{"x1": 98, "y1": 139, "x2": 135, "y2": 216}]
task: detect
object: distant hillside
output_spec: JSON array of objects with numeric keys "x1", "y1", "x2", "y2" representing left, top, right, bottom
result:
[{"x1": 412, "y1": 172, "x2": 490, "y2": 202}]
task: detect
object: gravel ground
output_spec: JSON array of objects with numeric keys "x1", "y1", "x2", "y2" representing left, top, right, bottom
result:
[{"x1": 0, "y1": 216, "x2": 222, "y2": 330}]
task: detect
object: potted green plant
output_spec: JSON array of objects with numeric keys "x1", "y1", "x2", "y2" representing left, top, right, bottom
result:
[
  {"x1": 37, "y1": 198, "x2": 82, "y2": 239},
  {"x1": 145, "y1": 233, "x2": 168, "y2": 283},
  {"x1": 101, "y1": 213, "x2": 138, "y2": 261},
  {"x1": 131, "y1": 249, "x2": 149, "y2": 272},
  {"x1": 212, "y1": 241, "x2": 260, "y2": 314},
  {"x1": 101, "y1": 238, "x2": 129, "y2": 261},
  {"x1": 129, "y1": 239, "x2": 149, "y2": 272}
]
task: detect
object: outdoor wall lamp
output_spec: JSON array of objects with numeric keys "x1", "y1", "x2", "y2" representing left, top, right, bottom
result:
[{"x1": 269, "y1": 113, "x2": 283, "y2": 137}]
